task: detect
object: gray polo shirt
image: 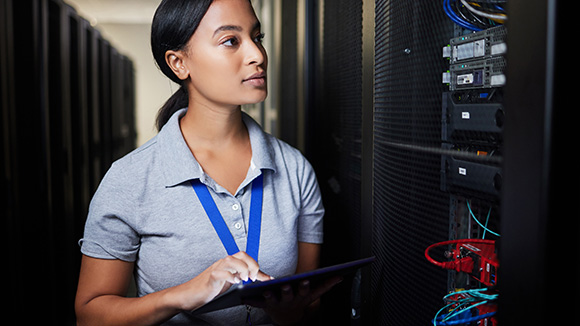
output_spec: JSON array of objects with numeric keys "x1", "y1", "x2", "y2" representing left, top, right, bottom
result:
[{"x1": 79, "y1": 108, "x2": 324, "y2": 325}]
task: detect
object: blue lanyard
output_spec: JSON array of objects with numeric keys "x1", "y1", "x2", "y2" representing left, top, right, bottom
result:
[{"x1": 190, "y1": 174, "x2": 264, "y2": 265}]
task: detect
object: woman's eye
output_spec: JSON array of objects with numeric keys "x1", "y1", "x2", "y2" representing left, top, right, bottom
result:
[
  {"x1": 254, "y1": 33, "x2": 265, "y2": 43},
  {"x1": 222, "y1": 37, "x2": 239, "y2": 47}
]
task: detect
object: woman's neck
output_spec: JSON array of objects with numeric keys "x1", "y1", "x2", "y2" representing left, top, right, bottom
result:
[
  {"x1": 179, "y1": 101, "x2": 248, "y2": 151},
  {"x1": 178, "y1": 91, "x2": 253, "y2": 195}
]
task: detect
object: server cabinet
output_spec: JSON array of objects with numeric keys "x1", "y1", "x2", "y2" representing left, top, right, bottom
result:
[
  {"x1": 47, "y1": 3, "x2": 77, "y2": 317},
  {"x1": 3, "y1": 1, "x2": 136, "y2": 323},
  {"x1": 303, "y1": 0, "x2": 365, "y2": 324},
  {"x1": 7, "y1": 0, "x2": 60, "y2": 321},
  {"x1": 316, "y1": 0, "x2": 568, "y2": 325},
  {"x1": 110, "y1": 47, "x2": 123, "y2": 161},
  {"x1": 85, "y1": 25, "x2": 103, "y2": 193},
  {"x1": 110, "y1": 48, "x2": 136, "y2": 161},
  {"x1": 123, "y1": 56, "x2": 137, "y2": 155},
  {"x1": 98, "y1": 38, "x2": 113, "y2": 174},
  {"x1": 1, "y1": 0, "x2": 14, "y2": 208},
  {"x1": 1, "y1": 1, "x2": 18, "y2": 314},
  {"x1": 308, "y1": 0, "x2": 505, "y2": 325},
  {"x1": 500, "y1": 1, "x2": 578, "y2": 324},
  {"x1": 68, "y1": 10, "x2": 91, "y2": 239}
]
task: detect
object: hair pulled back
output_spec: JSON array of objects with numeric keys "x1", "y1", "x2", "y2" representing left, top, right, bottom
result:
[{"x1": 151, "y1": 0, "x2": 213, "y2": 130}]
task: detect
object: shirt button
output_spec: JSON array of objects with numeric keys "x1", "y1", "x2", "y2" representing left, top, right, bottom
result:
[
  {"x1": 234, "y1": 222, "x2": 242, "y2": 230},
  {"x1": 232, "y1": 204, "x2": 240, "y2": 211}
]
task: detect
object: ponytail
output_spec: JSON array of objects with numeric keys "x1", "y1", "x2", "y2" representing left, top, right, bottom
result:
[
  {"x1": 156, "y1": 85, "x2": 189, "y2": 131},
  {"x1": 151, "y1": 0, "x2": 213, "y2": 130}
]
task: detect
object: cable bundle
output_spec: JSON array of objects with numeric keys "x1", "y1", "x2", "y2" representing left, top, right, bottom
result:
[
  {"x1": 443, "y1": 0, "x2": 507, "y2": 31},
  {"x1": 433, "y1": 288, "x2": 498, "y2": 325}
]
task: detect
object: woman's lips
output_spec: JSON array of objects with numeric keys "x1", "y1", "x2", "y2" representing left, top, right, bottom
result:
[{"x1": 243, "y1": 72, "x2": 266, "y2": 87}]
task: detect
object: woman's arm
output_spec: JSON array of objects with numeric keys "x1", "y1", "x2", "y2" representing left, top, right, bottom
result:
[
  {"x1": 75, "y1": 256, "x2": 180, "y2": 326},
  {"x1": 75, "y1": 252, "x2": 271, "y2": 326},
  {"x1": 295, "y1": 242, "x2": 324, "y2": 320},
  {"x1": 296, "y1": 242, "x2": 321, "y2": 273}
]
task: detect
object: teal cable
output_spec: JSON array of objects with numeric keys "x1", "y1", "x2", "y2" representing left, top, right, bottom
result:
[{"x1": 466, "y1": 200, "x2": 500, "y2": 237}]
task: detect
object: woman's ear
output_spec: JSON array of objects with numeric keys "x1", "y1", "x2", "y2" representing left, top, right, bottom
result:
[{"x1": 165, "y1": 50, "x2": 190, "y2": 81}]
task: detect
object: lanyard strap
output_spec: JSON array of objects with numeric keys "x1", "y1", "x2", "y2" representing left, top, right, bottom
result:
[{"x1": 190, "y1": 174, "x2": 264, "y2": 264}]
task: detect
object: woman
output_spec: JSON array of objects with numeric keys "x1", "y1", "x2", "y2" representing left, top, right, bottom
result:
[{"x1": 75, "y1": 0, "x2": 336, "y2": 325}]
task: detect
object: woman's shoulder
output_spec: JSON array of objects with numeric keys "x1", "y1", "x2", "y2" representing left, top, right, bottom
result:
[
  {"x1": 98, "y1": 136, "x2": 161, "y2": 191},
  {"x1": 114, "y1": 136, "x2": 159, "y2": 167},
  {"x1": 264, "y1": 134, "x2": 317, "y2": 179},
  {"x1": 268, "y1": 134, "x2": 303, "y2": 159}
]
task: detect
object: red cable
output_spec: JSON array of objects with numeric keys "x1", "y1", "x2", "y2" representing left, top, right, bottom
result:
[{"x1": 425, "y1": 239, "x2": 495, "y2": 268}]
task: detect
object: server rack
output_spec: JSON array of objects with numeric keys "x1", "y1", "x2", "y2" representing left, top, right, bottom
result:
[
  {"x1": 111, "y1": 48, "x2": 123, "y2": 161},
  {"x1": 301, "y1": 0, "x2": 566, "y2": 325},
  {"x1": 312, "y1": 1, "x2": 365, "y2": 324},
  {"x1": 68, "y1": 11, "x2": 91, "y2": 240},
  {"x1": 500, "y1": 1, "x2": 578, "y2": 324},
  {"x1": 6, "y1": 0, "x2": 59, "y2": 320},
  {"x1": 307, "y1": 0, "x2": 579, "y2": 325},
  {"x1": 86, "y1": 25, "x2": 103, "y2": 193},
  {"x1": 2, "y1": 0, "x2": 136, "y2": 323},
  {"x1": 47, "y1": 1, "x2": 78, "y2": 319},
  {"x1": 1, "y1": 0, "x2": 14, "y2": 208},
  {"x1": 0, "y1": 1, "x2": 18, "y2": 316},
  {"x1": 98, "y1": 37, "x2": 113, "y2": 175},
  {"x1": 110, "y1": 48, "x2": 136, "y2": 162},
  {"x1": 122, "y1": 56, "x2": 136, "y2": 159}
]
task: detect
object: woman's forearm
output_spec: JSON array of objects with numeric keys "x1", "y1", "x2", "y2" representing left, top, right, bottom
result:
[
  {"x1": 75, "y1": 283, "x2": 200, "y2": 326},
  {"x1": 75, "y1": 252, "x2": 268, "y2": 326}
]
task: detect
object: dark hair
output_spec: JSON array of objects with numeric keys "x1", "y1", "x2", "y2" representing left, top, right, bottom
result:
[{"x1": 151, "y1": 0, "x2": 213, "y2": 130}]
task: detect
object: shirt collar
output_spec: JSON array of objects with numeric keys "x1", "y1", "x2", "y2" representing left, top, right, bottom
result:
[{"x1": 158, "y1": 108, "x2": 277, "y2": 188}]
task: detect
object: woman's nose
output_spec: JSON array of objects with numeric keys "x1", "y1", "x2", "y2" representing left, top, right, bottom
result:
[{"x1": 245, "y1": 40, "x2": 266, "y2": 66}]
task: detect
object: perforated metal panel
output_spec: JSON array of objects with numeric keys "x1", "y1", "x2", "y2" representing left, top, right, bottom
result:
[
  {"x1": 311, "y1": 0, "x2": 364, "y2": 323},
  {"x1": 321, "y1": 0, "x2": 363, "y2": 261},
  {"x1": 372, "y1": 1, "x2": 454, "y2": 324}
]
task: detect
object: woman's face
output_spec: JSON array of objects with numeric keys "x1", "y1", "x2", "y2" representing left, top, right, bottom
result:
[{"x1": 174, "y1": 0, "x2": 268, "y2": 109}]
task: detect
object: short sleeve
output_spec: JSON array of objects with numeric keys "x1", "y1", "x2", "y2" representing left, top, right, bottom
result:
[
  {"x1": 79, "y1": 162, "x2": 141, "y2": 262},
  {"x1": 297, "y1": 158, "x2": 324, "y2": 244}
]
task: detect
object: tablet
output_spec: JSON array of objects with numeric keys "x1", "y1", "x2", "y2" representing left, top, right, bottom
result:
[{"x1": 192, "y1": 256, "x2": 375, "y2": 315}]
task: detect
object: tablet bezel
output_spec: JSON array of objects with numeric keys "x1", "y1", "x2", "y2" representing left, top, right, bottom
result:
[{"x1": 191, "y1": 256, "x2": 375, "y2": 315}]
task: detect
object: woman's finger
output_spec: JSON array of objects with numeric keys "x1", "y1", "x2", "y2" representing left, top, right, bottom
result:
[
  {"x1": 232, "y1": 251, "x2": 261, "y2": 281},
  {"x1": 256, "y1": 270, "x2": 274, "y2": 282},
  {"x1": 280, "y1": 284, "x2": 294, "y2": 303},
  {"x1": 297, "y1": 280, "x2": 310, "y2": 298},
  {"x1": 221, "y1": 254, "x2": 253, "y2": 282}
]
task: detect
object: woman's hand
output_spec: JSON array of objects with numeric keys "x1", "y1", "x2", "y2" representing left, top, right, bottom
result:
[
  {"x1": 169, "y1": 251, "x2": 272, "y2": 311},
  {"x1": 245, "y1": 276, "x2": 343, "y2": 325},
  {"x1": 76, "y1": 252, "x2": 272, "y2": 326}
]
